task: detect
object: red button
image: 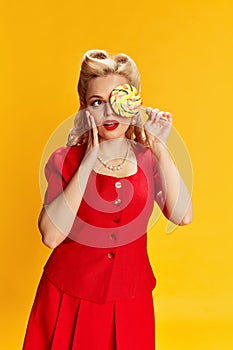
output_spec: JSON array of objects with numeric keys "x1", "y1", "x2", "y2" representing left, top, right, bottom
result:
[
  {"x1": 115, "y1": 181, "x2": 122, "y2": 189},
  {"x1": 113, "y1": 217, "x2": 121, "y2": 223},
  {"x1": 107, "y1": 252, "x2": 115, "y2": 259},
  {"x1": 114, "y1": 198, "x2": 122, "y2": 205},
  {"x1": 110, "y1": 234, "x2": 118, "y2": 241}
]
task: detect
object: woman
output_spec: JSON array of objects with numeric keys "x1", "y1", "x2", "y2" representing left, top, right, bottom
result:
[{"x1": 23, "y1": 49, "x2": 192, "y2": 349}]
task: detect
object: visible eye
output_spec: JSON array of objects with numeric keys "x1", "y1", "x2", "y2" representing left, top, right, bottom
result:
[{"x1": 91, "y1": 99, "x2": 103, "y2": 107}]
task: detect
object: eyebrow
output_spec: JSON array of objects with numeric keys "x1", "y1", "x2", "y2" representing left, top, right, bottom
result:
[{"x1": 87, "y1": 94, "x2": 103, "y2": 101}]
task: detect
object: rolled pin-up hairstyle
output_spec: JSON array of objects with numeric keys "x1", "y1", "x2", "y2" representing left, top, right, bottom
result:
[{"x1": 67, "y1": 49, "x2": 145, "y2": 146}]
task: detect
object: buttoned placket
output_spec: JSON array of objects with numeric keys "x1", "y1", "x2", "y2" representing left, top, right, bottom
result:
[
  {"x1": 107, "y1": 180, "x2": 123, "y2": 257},
  {"x1": 112, "y1": 180, "x2": 123, "y2": 228}
]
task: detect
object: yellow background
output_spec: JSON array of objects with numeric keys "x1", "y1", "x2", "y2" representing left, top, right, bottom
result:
[{"x1": 1, "y1": 0, "x2": 233, "y2": 348}]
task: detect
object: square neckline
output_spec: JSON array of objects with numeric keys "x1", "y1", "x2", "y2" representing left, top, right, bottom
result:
[{"x1": 91, "y1": 165, "x2": 138, "y2": 179}]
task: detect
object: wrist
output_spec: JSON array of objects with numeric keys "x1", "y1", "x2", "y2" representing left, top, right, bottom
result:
[{"x1": 150, "y1": 140, "x2": 169, "y2": 159}]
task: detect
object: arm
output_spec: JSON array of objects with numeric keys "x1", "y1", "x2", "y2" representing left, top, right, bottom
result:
[
  {"x1": 144, "y1": 108, "x2": 193, "y2": 225},
  {"x1": 39, "y1": 113, "x2": 98, "y2": 248}
]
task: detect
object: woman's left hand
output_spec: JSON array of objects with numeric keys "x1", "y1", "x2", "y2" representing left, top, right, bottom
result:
[{"x1": 144, "y1": 107, "x2": 172, "y2": 146}]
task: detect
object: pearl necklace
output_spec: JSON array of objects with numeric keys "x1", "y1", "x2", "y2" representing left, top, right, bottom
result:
[{"x1": 97, "y1": 143, "x2": 130, "y2": 171}]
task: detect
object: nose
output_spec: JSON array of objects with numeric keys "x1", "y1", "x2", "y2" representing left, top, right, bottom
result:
[{"x1": 104, "y1": 102, "x2": 114, "y2": 116}]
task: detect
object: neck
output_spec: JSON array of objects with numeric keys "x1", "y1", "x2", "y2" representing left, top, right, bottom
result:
[{"x1": 98, "y1": 138, "x2": 129, "y2": 157}]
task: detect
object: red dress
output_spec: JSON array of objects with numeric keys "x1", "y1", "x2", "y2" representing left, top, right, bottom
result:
[{"x1": 23, "y1": 141, "x2": 162, "y2": 350}]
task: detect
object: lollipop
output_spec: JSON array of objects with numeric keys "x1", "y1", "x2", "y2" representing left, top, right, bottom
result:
[
  {"x1": 110, "y1": 84, "x2": 168, "y2": 121},
  {"x1": 110, "y1": 84, "x2": 142, "y2": 118}
]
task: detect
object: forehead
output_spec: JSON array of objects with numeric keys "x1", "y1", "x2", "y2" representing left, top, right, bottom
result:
[{"x1": 86, "y1": 74, "x2": 129, "y2": 99}]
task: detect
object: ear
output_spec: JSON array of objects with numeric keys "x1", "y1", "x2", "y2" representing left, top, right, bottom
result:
[{"x1": 79, "y1": 98, "x2": 86, "y2": 110}]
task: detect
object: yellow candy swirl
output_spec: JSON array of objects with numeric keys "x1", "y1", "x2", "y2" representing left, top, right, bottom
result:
[{"x1": 110, "y1": 84, "x2": 142, "y2": 118}]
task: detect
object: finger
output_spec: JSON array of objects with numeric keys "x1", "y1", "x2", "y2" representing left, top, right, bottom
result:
[
  {"x1": 145, "y1": 107, "x2": 153, "y2": 120},
  {"x1": 157, "y1": 110, "x2": 165, "y2": 120},
  {"x1": 93, "y1": 129, "x2": 99, "y2": 147},
  {"x1": 149, "y1": 110, "x2": 162, "y2": 124},
  {"x1": 158, "y1": 112, "x2": 172, "y2": 127},
  {"x1": 164, "y1": 111, "x2": 172, "y2": 122},
  {"x1": 85, "y1": 110, "x2": 91, "y2": 130},
  {"x1": 85, "y1": 111, "x2": 96, "y2": 130},
  {"x1": 149, "y1": 108, "x2": 159, "y2": 123},
  {"x1": 89, "y1": 114, "x2": 97, "y2": 129},
  {"x1": 152, "y1": 108, "x2": 160, "y2": 114},
  {"x1": 89, "y1": 115, "x2": 99, "y2": 146}
]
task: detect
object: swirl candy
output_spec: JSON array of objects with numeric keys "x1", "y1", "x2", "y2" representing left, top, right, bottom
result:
[{"x1": 110, "y1": 84, "x2": 142, "y2": 118}]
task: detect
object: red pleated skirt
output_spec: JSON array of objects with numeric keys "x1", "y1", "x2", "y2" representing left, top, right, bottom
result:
[{"x1": 23, "y1": 274, "x2": 155, "y2": 350}]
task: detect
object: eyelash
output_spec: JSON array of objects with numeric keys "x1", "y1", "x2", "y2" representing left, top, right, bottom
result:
[{"x1": 91, "y1": 100, "x2": 104, "y2": 107}]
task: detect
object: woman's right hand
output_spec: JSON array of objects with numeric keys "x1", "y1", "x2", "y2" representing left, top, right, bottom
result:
[{"x1": 83, "y1": 110, "x2": 99, "y2": 165}]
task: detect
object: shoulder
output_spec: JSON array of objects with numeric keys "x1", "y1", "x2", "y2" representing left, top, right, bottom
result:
[
  {"x1": 45, "y1": 144, "x2": 87, "y2": 181},
  {"x1": 131, "y1": 141, "x2": 159, "y2": 174},
  {"x1": 131, "y1": 141, "x2": 154, "y2": 161},
  {"x1": 131, "y1": 140, "x2": 149, "y2": 154},
  {"x1": 47, "y1": 144, "x2": 86, "y2": 169}
]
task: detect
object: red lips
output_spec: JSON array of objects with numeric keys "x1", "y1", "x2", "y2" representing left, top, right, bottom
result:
[{"x1": 103, "y1": 120, "x2": 119, "y2": 131}]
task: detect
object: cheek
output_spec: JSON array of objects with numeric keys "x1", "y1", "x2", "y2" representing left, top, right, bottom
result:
[
  {"x1": 87, "y1": 109, "x2": 103, "y2": 126},
  {"x1": 120, "y1": 119, "x2": 131, "y2": 129},
  {"x1": 96, "y1": 126, "x2": 105, "y2": 137}
]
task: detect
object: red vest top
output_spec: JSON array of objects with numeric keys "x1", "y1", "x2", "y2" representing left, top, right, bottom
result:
[{"x1": 43, "y1": 141, "x2": 162, "y2": 303}]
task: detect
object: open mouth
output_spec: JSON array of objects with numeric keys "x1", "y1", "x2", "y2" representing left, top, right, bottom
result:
[{"x1": 103, "y1": 120, "x2": 119, "y2": 130}]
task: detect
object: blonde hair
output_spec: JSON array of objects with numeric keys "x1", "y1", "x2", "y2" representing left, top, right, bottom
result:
[{"x1": 67, "y1": 49, "x2": 146, "y2": 146}]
